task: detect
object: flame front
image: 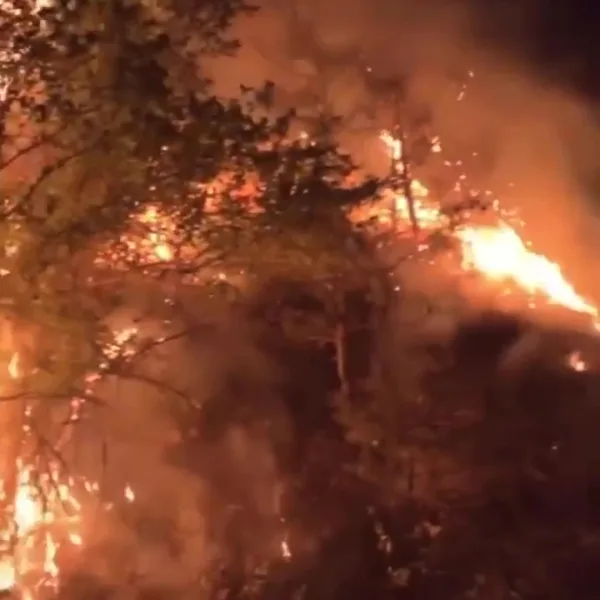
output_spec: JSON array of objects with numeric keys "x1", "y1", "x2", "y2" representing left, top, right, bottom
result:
[
  {"x1": 456, "y1": 224, "x2": 598, "y2": 319},
  {"x1": 108, "y1": 131, "x2": 600, "y2": 332},
  {"x1": 0, "y1": 88, "x2": 597, "y2": 600},
  {"x1": 379, "y1": 131, "x2": 600, "y2": 328}
]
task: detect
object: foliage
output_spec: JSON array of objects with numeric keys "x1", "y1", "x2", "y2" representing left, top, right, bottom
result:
[
  {"x1": 4, "y1": 3, "x2": 596, "y2": 600},
  {"x1": 331, "y1": 306, "x2": 600, "y2": 599},
  {"x1": 0, "y1": 3, "x2": 390, "y2": 596},
  {"x1": 0, "y1": 0, "x2": 382, "y2": 401}
]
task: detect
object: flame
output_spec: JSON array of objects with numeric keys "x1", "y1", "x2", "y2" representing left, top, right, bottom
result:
[
  {"x1": 0, "y1": 459, "x2": 82, "y2": 596},
  {"x1": 2, "y1": 60, "x2": 595, "y2": 596},
  {"x1": 379, "y1": 130, "x2": 600, "y2": 332},
  {"x1": 0, "y1": 354, "x2": 82, "y2": 598},
  {"x1": 280, "y1": 538, "x2": 291, "y2": 560},
  {"x1": 106, "y1": 129, "x2": 600, "y2": 339},
  {"x1": 0, "y1": 336, "x2": 137, "y2": 598},
  {"x1": 567, "y1": 350, "x2": 587, "y2": 372},
  {"x1": 96, "y1": 206, "x2": 176, "y2": 268},
  {"x1": 456, "y1": 225, "x2": 598, "y2": 319},
  {"x1": 137, "y1": 207, "x2": 174, "y2": 262},
  {"x1": 124, "y1": 485, "x2": 135, "y2": 503},
  {"x1": 378, "y1": 131, "x2": 443, "y2": 230}
]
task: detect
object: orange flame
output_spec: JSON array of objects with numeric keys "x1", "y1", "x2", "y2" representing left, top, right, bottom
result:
[
  {"x1": 0, "y1": 337, "x2": 137, "y2": 599},
  {"x1": 379, "y1": 131, "x2": 600, "y2": 329},
  {"x1": 0, "y1": 354, "x2": 82, "y2": 598},
  {"x1": 97, "y1": 206, "x2": 176, "y2": 267},
  {"x1": 456, "y1": 224, "x2": 598, "y2": 320}
]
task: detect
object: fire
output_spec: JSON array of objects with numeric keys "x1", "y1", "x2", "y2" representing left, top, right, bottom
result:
[
  {"x1": 379, "y1": 130, "x2": 600, "y2": 330},
  {"x1": 567, "y1": 350, "x2": 587, "y2": 372},
  {"x1": 0, "y1": 334, "x2": 137, "y2": 599},
  {"x1": 95, "y1": 206, "x2": 177, "y2": 268},
  {"x1": 379, "y1": 131, "x2": 443, "y2": 231},
  {"x1": 0, "y1": 354, "x2": 83, "y2": 599},
  {"x1": 456, "y1": 225, "x2": 598, "y2": 319},
  {"x1": 105, "y1": 129, "x2": 600, "y2": 336},
  {"x1": 137, "y1": 207, "x2": 174, "y2": 263},
  {"x1": 0, "y1": 459, "x2": 82, "y2": 597}
]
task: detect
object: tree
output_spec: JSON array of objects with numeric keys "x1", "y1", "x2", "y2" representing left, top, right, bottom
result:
[
  {"x1": 333, "y1": 300, "x2": 600, "y2": 599},
  {"x1": 0, "y1": 0, "x2": 394, "y2": 595},
  {"x1": 0, "y1": 0, "x2": 258, "y2": 591},
  {"x1": 244, "y1": 129, "x2": 384, "y2": 389}
]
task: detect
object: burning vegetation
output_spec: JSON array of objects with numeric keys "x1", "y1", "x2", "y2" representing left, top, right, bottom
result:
[{"x1": 1, "y1": 0, "x2": 600, "y2": 599}]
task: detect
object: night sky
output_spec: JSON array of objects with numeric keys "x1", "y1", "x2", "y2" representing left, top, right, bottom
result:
[{"x1": 468, "y1": 0, "x2": 600, "y2": 97}]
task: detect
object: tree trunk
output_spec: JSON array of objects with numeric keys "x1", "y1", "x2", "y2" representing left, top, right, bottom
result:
[
  {"x1": 332, "y1": 293, "x2": 349, "y2": 397},
  {"x1": 399, "y1": 145, "x2": 419, "y2": 237},
  {"x1": 334, "y1": 321, "x2": 349, "y2": 397},
  {"x1": 392, "y1": 96, "x2": 419, "y2": 237}
]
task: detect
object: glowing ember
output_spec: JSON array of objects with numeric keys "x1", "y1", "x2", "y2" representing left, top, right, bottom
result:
[
  {"x1": 138, "y1": 207, "x2": 174, "y2": 262},
  {"x1": 95, "y1": 206, "x2": 177, "y2": 269},
  {"x1": 567, "y1": 350, "x2": 587, "y2": 372}
]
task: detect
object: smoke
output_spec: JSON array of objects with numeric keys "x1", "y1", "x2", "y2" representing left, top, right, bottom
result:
[
  {"x1": 55, "y1": 0, "x2": 600, "y2": 584},
  {"x1": 204, "y1": 0, "x2": 600, "y2": 302},
  {"x1": 66, "y1": 302, "x2": 291, "y2": 591}
]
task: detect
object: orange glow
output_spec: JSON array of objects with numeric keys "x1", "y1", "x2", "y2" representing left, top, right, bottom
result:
[
  {"x1": 97, "y1": 205, "x2": 177, "y2": 267},
  {"x1": 0, "y1": 337, "x2": 137, "y2": 599},
  {"x1": 456, "y1": 225, "x2": 598, "y2": 319},
  {"x1": 0, "y1": 354, "x2": 82, "y2": 598},
  {"x1": 379, "y1": 130, "x2": 600, "y2": 329},
  {"x1": 103, "y1": 129, "x2": 600, "y2": 338},
  {"x1": 138, "y1": 207, "x2": 174, "y2": 262}
]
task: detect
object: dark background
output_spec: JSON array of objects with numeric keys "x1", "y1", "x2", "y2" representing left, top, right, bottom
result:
[{"x1": 468, "y1": 0, "x2": 600, "y2": 96}]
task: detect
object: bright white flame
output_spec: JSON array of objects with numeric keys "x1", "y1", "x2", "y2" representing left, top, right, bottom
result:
[{"x1": 567, "y1": 351, "x2": 587, "y2": 372}]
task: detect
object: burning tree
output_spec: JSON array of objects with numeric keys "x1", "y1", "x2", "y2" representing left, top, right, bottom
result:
[
  {"x1": 3, "y1": 0, "x2": 600, "y2": 598},
  {"x1": 0, "y1": 0, "x2": 265, "y2": 595},
  {"x1": 329, "y1": 79, "x2": 600, "y2": 600},
  {"x1": 0, "y1": 0, "x2": 390, "y2": 596}
]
